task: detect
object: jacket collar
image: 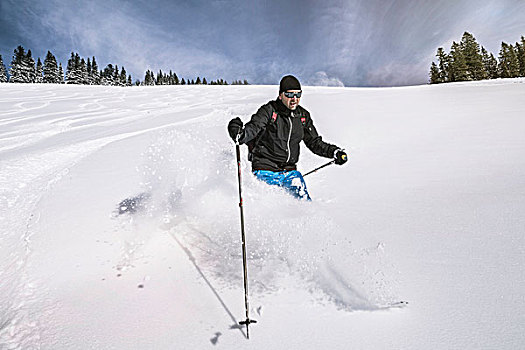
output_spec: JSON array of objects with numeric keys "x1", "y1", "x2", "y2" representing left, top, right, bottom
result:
[{"x1": 274, "y1": 98, "x2": 296, "y2": 117}]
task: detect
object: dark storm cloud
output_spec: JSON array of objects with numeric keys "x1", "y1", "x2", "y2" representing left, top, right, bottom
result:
[{"x1": 1, "y1": 0, "x2": 524, "y2": 86}]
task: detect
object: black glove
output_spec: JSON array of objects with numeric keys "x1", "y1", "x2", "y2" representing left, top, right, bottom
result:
[
  {"x1": 228, "y1": 117, "x2": 243, "y2": 141},
  {"x1": 334, "y1": 149, "x2": 348, "y2": 165}
]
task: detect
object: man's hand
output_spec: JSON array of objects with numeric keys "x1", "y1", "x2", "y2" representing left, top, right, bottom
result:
[
  {"x1": 334, "y1": 149, "x2": 348, "y2": 165},
  {"x1": 228, "y1": 117, "x2": 243, "y2": 141}
]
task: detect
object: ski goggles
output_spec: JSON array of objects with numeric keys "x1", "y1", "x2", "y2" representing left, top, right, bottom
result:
[{"x1": 283, "y1": 91, "x2": 302, "y2": 98}]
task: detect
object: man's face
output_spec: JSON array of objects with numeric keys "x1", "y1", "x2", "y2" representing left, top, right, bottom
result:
[{"x1": 279, "y1": 90, "x2": 302, "y2": 110}]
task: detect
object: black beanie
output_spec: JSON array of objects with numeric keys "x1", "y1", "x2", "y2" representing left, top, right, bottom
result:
[{"x1": 279, "y1": 75, "x2": 301, "y2": 93}]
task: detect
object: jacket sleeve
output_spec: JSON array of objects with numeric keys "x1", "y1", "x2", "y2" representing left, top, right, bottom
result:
[
  {"x1": 238, "y1": 103, "x2": 272, "y2": 144},
  {"x1": 302, "y1": 113, "x2": 339, "y2": 158}
]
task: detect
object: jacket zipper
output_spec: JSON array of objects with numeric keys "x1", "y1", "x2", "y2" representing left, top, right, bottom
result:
[{"x1": 286, "y1": 113, "x2": 293, "y2": 163}]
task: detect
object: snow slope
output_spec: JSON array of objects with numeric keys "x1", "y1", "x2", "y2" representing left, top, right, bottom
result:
[{"x1": 1, "y1": 80, "x2": 524, "y2": 349}]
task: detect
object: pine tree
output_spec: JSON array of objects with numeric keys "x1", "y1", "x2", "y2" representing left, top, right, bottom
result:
[
  {"x1": 112, "y1": 65, "x2": 119, "y2": 86},
  {"x1": 144, "y1": 70, "x2": 152, "y2": 85},
  {"x1": 202, "y1": 77, "x2": 207, "y2": 85},
  {"x1": 58, "y1": 63, "x2": 64, "y2": 83},
  {"x1": 181, "y1": 78, "x2": 186, "y2": 85},
  {"x1": 156, "y1": 70, "x2": 163, "y2": 85},
  {"x1": 80, "y1": 58, "x2": 88, "y2": 84},
  {"x1": 0, "y1": 55, "x2": 8, "y2": 83},
  {"x1": 488, "y1": 53, "x2": 499, "y2": 79},
  {"x1": 517, "y1": 36, "x2": 525, "y2": 77},
  {"x1": 65, "y1": 53, "x2": 73, "y2": 83},
  {"x1": 127, "y1": 75, "x2": 132, "y2": 86},
  {"x1": 429, "y1": 62, "x2": 440, "y2": 84},
  {"x1": 87, "y1": 58, "x2": 93, "y2": 84},
  {"x1": 481, "y1": 47, "x2": 498, "y2": 79},
  {"x1": 460, "y1": 32, "x2": 485, "y2": 80},
  {"x1": 508, "y1": 44, "x2": 520, "y2": 77},
  {"x1": 25, "y1": 50, "x2": 36, "y2": 83},
  {"x1": 499, "y1": 42, "x2": 520, "y2": 78},
  {"x1": 101, "y1": 64, "x2": 115, "y2": 85},
  {"x1": 498, "y1": 43, "x2": 510, "y2": 78},
  {"x1": 43, "y1": 51, "x2": 59, "y2": 83},
  {"x1": 9, "y1": 45, "x2": 27, "y2": 83},
  {"x1": 35, "y1": 58, "x2": 44, "y2": 83},
  {"x1": 448, "y1": 42, "x2": 468, "y2": 82},
  {"x1": 150, "y1": 70, "x2": 156, "y2": 85},
  {"x1": 196, "y1": 77, "x2": 201, "y2": 84},
  {"x1": 66, "y1": 52, "x2": 80, "y2": 84},
  {"x1": 67, "y1": 53, "x2": 82, "y2": 84},
  {"x1": 91, "y1": 57, "x2": 100, "y2": 85},
  {"x1": 435, "y1": 47, "x2": 448, "y2": 83},
  {"x1": 120, "y1": 67, "x2": 127, "y2": 86},
  {"x1": 9, "y1": 46, "x2": 37, "y2": 83}
]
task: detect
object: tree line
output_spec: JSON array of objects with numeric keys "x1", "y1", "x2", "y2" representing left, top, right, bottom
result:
[
  {"x1": 0, "y1": 46, "x2": 133, "y2": 86},
  {"x1": 143, "y1": 69, "x2": 248, "y2": 86},
  {"x1": 429, "y1": 32, "x2": 525, "y2": 84},
  {"x1": 0, "y1": 45, "x2": 249, "y2": 86}
]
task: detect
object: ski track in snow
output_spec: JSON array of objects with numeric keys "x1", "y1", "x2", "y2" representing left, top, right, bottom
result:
[
  {"x1": 0, "y1": 85, "x2": 253, "y2": 348},
  {"x1": 0, "y1": 84, "x2": 396, "y2": 348},
  {"x1": 1, "y1": 81, "x2": 525, "y2": 349}
]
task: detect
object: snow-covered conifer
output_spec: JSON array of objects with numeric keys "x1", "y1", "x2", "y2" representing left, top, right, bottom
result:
[
  {"x1": 80, "y1": 58, "x2": 88, "y2": 84},
  {"x1": 35, "y1": 58, "x2": 44, "y2": 83},
  {"x1": 91, "y1": 57, "x2": 100, "y2": 85},
  {"x1": 86, "y1": 58, "x2": 93, "y2": 85},
  {"x1": 120, "y1": 67, "x2": 127, "y2": 86},
  {"x1": 66, "y1": 52, "x2": 81, "y2": 84},
  {"x1": 58, "y1": 63, "x2": 64, "y2": 83},
  {"x1": 101, "y1": 64, "x2": 115, "y2": 85},
  {"x1": 156, "y1": 70, "x2": 163, "y2": 85},
  {"x1": 0, "y1": 55, "x2": 7, "y2": 82},
  {"x1": 43, "y1": 51, "x2": 59, "y2": 83},
  {"x1": 144, "y1": 70, "x2": 151, "y2": 86},
  {"x1": 25, "y1": 50, "x2": 36, "y2": 83},
  {"x1": 9, "y1": 46, "x2": 27, "y2": 83}
]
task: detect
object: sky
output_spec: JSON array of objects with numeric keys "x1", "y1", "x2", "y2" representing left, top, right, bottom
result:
[{"x1": 0, "y1": 0, "x2": 524, "y2": 87}]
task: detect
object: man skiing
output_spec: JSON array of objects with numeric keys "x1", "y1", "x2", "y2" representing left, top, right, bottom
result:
[{"x1": 227, "y1": 75, "x2": 347, "y2": 200}]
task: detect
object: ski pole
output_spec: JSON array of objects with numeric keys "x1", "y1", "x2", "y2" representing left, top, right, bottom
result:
[
  {"x1": 302, "y1": 159, "x2": 335, "y2": 177},
  {"x1": 235, "y1": 137, "x2": 257, "y2": 339}
]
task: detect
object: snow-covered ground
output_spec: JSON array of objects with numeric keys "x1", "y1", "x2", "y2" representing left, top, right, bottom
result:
[{"x1": 1, "y1": 80, "x2": 524, "y2": 349}]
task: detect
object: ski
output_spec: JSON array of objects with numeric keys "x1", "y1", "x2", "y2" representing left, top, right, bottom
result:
[{"x1": 375, "y1": 300, "x2": 409, "y2": 310}]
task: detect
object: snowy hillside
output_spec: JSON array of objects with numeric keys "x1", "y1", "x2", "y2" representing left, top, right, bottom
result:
[{"x1": 1, "y1": 80, "x2": 524, "y2": 349}]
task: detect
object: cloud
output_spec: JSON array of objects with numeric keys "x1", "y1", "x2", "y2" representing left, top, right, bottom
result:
[
  {"x1": 305, "y1": 71, "x2": 345, "y2": 87},
  {"x1": 366, "y1": 62, "x2": 429, "y2": 87},
  {"x1": 2, "y1": 0, "x2": 525, "y2": 86}
]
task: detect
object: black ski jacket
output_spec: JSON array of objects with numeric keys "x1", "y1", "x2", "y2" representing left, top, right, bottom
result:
[{"x1": 239, "y1": 99, "x2": 339, "y2": 172}]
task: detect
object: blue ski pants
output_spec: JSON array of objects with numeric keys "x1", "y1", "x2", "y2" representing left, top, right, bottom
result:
[{"x1": 253, "y1": 170, "x2": 311, "y2": 201}]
